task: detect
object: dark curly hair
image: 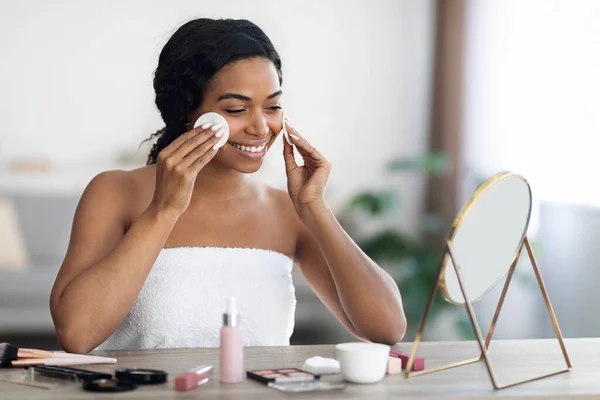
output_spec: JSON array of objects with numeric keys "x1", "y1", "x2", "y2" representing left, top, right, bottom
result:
[{"x1": 145, "y1": 18, "x2": 283, "y2": 165}]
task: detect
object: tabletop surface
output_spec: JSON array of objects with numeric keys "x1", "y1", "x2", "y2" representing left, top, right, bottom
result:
[{"x1": 0, "y1": 338, "x2": 599, "y2": 399}]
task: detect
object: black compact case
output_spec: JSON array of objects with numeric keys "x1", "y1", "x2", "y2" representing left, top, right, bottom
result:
[
  {"x1": 115, "y1": 368, "x2": 168, "y2": 384},
  {"x1": 83, "y1": 368, "x2": 168, "y2": 392},
  {"x1": 27, "y1": 365, "x2": 112, "y2": 383},
  {"x1": 83, "y1": 379, "x2": 137, "y2": 392}
]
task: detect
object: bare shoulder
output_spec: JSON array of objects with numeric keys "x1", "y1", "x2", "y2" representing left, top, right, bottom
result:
[
  {"x1": 263, "y1": 185, "x2": 294, "y2": 215},
  {"x1": 81, "y1": 165, "x2": 155, "y2": 226},
  {"x1": 262, "y1": 185, "x2": 306, "y2": 236},
  {"x1": 84, "y1": 167, "x2": 145, "y2": 201},
  {"x1": 86, "y1": 169, "x2": 133, "y2": 193}
]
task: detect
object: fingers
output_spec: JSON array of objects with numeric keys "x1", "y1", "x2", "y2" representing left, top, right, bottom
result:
[
  {"x1": 283, "y1": 134, "x2": 299, "y2": 174},
  {"x1": 289, "y1": 133, "x2": 318, "y2": 160},
  {"x1": 188, "y1": 144, "x2": 220, "y2": 174},
  {"x1": 156, "y1": 123, "x2": 227, "y2": 178},
  {"x1": 172, "y1": 123, "x2": 225, "y2": 161},
  {"x1": 286, "y1": 126, "x2": 329, "y2": 168},
  {"x1": 160, "y1": 122, "x2": 221, "y2": 158},
  {"x1": 181, "y1": 133, "x2": 222, "y2": 169},
  {"x1": 283, "y1": 119, "x2": 331, "y2": 173},
  {"x1": 161, "y1": 131, "x2": 223, "y2": 180}
]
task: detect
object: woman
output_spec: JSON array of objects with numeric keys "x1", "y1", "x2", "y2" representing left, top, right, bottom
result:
[{"x1": 49, "y1": 18, "x2": 406, "y2": 353}]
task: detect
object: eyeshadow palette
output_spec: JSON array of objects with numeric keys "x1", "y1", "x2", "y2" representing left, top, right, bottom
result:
[
  {"x1": 247, "y1": 368, "x2": 320, "y2": 384},
  {"x1": 268, "y1": 380, "x2": 346, "y2": 393}
]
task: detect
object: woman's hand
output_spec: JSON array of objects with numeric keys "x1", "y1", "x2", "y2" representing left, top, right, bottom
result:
[
  {"x1": 151, "y1": 123, "x2": 226, "y2": 217},
  {"x1": 282, "y1": 118, "x2": 332, "y2": 220},
  {"x1": 282, "y1": 118, "x2": 406, "y2": 344}
]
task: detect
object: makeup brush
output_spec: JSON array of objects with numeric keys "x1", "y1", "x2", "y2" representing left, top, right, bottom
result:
[
  {"x1": 0, "y1": 343, "x2": 116, "y2": 364},
  {"x1": 2, "y1": 357, "x2": 117, "y2": 368}
]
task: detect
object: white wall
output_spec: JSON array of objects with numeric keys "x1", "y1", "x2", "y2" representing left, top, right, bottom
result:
[
  {"x1": 0, "y1": 0, "x2": 435, "y2": 224},
  {"x1": 463, "y1": 0, "x2": 600, "y2": 209}
]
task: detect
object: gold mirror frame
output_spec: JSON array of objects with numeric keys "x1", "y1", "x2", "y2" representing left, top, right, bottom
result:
[
  {"x1": 404, "y1": 172, "x2": 572, "y2": 390},
  {"x1": 438, "y1": 172, "x2": 531, "y2": 305}
]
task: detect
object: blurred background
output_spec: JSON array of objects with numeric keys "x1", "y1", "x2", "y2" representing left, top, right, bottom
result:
[{"x1": 0, "y1": 0, "x2": 598, "y2": 350}]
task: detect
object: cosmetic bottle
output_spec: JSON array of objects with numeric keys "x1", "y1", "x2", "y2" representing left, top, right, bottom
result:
[{"x1": 219, "y1": 296, "x2": 244, "y2": 383}]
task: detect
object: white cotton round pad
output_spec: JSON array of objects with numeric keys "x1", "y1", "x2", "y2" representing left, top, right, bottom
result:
[
  {"x1": 280, "y1": 110, "x2": 292, "y2": 145},
  {"x1": 302, "y1": 356, "x2": 341, "y2": 375},
  {"x1": 193, "y1": 112, "x2": 230, "y2": 149}
]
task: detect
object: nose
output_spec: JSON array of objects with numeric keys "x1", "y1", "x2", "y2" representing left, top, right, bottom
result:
[{"x1": 245, "y1": 111, "x2": 270, "y2": 137}]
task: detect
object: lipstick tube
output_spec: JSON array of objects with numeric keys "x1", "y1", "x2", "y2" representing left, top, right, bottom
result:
[{"x1": 174, "y1": 365, "x2": 213, "y2": 391}]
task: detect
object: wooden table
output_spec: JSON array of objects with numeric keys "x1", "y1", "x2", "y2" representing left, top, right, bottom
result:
[{"x1": 1, "y1": 338, "x2": 600, "y2": 399}]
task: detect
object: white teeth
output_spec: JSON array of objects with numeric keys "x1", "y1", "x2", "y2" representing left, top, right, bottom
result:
[{"x1": 230, "y1": 142, "x2": 266, "y2": 153}]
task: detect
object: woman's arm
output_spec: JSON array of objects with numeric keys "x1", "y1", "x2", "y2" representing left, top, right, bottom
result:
[
  {"x1": 50, "y1": 171, "x2": 179, "y2": 354},
  {"x1": 295, "y1": 202, "x2": 406, "y2": 345},
  {"x1": 50, "y1": 124, "x2": 224, "y2": 353},
  {"x1": 282, "y1": 118, "x2": 406, "y2": 344}
]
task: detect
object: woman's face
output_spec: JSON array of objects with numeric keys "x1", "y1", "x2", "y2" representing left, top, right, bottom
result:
[{"x1": 191, "y1": 57, "x2": 283, "y2": 174}]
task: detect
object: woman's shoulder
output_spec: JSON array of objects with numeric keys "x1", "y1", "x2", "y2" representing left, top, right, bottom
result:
[
  {"x1": 260, "y1": 184, "x2": 305, "y2": 230},
  {"x1": 86, "y1": 165, "x2": 154, "y2": 198},
  {"x1": 82, "y1": 165, "x2": 156, "y2": 223},
  {"x1": 261, "y1": 184, "x2": 293, "y2": 212}
]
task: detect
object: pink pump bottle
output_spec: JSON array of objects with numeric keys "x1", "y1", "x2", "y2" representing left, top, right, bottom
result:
[{"x1": 219, "y1": 296, "x2": 244, "y2": 383}]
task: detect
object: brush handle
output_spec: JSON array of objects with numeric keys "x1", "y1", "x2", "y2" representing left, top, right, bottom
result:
[
  {"x1": 18, "y1": 349, "x2": 54, "y2": 358},
  {"x1": 50, "y1": 352, "x2": 115, "y2": 361},
  {"x1": 18, "y1": 349, "x2": 115, "y2": 362},
  {"x1": 12, "y1": 357, "x2": 117, "y2": 367},
  {"x1": 19, "y1": 348, "x2": 76, "y2": 358},
  {"x1": 52, "y1": 356, "x2": 117, "y2": 365}
]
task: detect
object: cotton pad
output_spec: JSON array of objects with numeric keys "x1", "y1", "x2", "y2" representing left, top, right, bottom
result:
[
  {"x1": 281, "y1": 110, "x2": 292, "y2": 145},
  {"x1": 302, "y1": 356, "x2": 341, "y2": 375},
  {"x1": 193, "y1": 112, "x2": 230, "y2": 149}
]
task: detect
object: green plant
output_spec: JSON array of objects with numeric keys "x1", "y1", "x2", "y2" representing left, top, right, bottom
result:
[{"x1": 340, "y1": 153, "x2": 455, "y2": 339}]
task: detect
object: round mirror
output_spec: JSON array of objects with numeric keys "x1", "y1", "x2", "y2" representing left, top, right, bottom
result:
[{"x1": 439, "y1": 172, "x2": 532, "y2": 305}]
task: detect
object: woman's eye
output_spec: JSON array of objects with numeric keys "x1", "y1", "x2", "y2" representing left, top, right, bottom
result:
[{"x1": 225, "y1": 106, "x2": 281, "y2": 114}]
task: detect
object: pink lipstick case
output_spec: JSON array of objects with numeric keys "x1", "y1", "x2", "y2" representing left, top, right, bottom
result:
[{"x1": 389, "y1": 349, "x2": 425, "y2": 371}]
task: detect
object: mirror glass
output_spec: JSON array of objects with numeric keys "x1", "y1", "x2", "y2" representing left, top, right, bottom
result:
[{"x1": 439, "y1": 172, "x2": 532, "y2": 304}]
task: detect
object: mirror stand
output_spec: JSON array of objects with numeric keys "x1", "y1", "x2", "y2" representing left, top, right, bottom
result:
[{"x1": 404, "y1": 236, "x2": 572, "y2": 390}]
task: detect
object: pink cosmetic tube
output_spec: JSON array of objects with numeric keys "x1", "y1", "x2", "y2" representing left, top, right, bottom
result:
[{"x1": 175, "y1": 365, "x2": 213, "y2": 391}]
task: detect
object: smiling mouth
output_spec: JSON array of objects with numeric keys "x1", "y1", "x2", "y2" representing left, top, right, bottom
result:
[{"x1": 228, "y1": 142, "x2": 267, "y2": 153}]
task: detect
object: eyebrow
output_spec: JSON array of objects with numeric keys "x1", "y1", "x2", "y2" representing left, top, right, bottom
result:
[{"x1": 217, "y1": 90, "x2": 282, "y2": 102}]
